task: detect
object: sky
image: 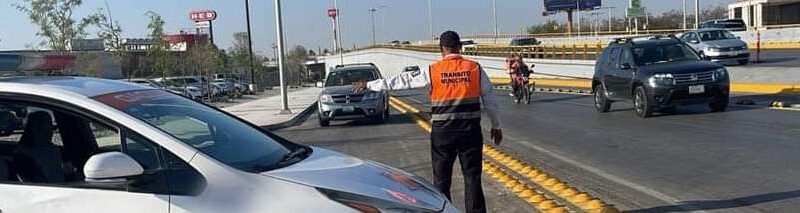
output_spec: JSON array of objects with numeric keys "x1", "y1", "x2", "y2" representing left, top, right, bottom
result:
[{"x1": 0, "y1": 0, "x2": 734, "y2": 55}]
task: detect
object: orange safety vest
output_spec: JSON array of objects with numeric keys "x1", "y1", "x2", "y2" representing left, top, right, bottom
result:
[{"x1": 429, "y1": 54, "x2": 482, "y2": 129}]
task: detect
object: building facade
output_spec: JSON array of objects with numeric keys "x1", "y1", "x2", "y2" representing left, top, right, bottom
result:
[{"x1": 729, "y1": 0, "x2": 800, "y2": 30}]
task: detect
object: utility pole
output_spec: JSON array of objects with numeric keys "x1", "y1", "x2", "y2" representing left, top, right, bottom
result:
[
  {"x1": 492, "y1": 0, "x2": 498, "y2": 43},
  {"x1": 273, "y1": 0, "x2": 290, "y2": 114},
  {"x1": 245, "y1": 0, "x2": 256, "y2": 86},
  {"x1": 370, "y1": 8, "x2": 377, "y2": 46},
  {"x1": 695, "y1": 0, "x2": 700, "y2": 29},
  {"x1": 683, "y1": 0, "x2": 687, "y2": 30},
  {"x1": 427, "y1": 0, "x2": 434, "y2": 39}
]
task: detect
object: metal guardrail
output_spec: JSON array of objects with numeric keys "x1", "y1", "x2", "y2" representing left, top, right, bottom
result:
[{"x1": 374, "y1": 44, "x2": 605, "y2": 61}]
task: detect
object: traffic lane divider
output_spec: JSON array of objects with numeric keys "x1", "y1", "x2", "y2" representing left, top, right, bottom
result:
[{"x1": 389, "y1": 96, "x2": 621, "y2": 212}]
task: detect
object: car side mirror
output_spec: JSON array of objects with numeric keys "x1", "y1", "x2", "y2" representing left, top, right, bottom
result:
[
  {"x1": 617, "y1": 63, "x2": 632, "y2": 70},
  {"x1": 84, "y1": 152, "x2": 144, "y2": 183}
]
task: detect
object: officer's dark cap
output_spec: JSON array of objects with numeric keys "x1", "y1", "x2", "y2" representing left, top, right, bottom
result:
[{"x1": 439, "y1": 31, "x2": 461, "y2": 49}]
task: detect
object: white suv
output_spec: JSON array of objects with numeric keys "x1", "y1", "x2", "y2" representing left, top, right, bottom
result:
[{"x1": 0, "y1": 77, "x2": 457, "y2": 213}]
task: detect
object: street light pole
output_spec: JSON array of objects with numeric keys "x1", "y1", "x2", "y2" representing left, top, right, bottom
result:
[
  {"x1": 695, "y1": 0, "x2": 700, "y2": 29},
  {"x1": 608, "y1": 7, "x2": 612, "y2": 32},
  {"x1": 273, "y1": 0, "x2": 290, "y2": 114},
  {"x1": 492, "y1": 0, "x2": 498, "y2": 43},
  {"x1": 683, "y1": 0, "x2": 687, "y2": 30},
  {"x1": 370, "y1": 8, "x2": 377, "y2": 46},
  {"x1": 245, "y1": 0, "x2": 256, "y2": 86},
  {"x1": 576, "y1": 0, "x2": 581, "y2": 37},
  {"x1": 427, "y1": 0, "x2": 434, "y2": 39},
  {"x1": 334, "y1": 0, "x2": 343, "y2": 64}
]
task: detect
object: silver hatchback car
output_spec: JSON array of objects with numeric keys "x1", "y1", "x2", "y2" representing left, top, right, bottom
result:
[
  {"x1": 680, "y1": 29, "x2": 750, "y2": 65},
  {"x1": 0, "y1": 77, "x2": 456, "y2": 213},
  {"x1": 318, "y1": 64, "x2": 389, "y2": 127}
]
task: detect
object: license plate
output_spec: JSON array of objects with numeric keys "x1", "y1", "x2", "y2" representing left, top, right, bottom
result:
[
  {"x1": 342, "y1": 106, "x2": 355, "y2": 113},
  {"x1": 689, "y1": 85, "x2": 705, "y2": 94}
]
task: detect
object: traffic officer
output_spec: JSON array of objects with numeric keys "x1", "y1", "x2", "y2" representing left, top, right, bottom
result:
[{"x1": 353, "y1": 30, "x2": 502, "y2": 213}]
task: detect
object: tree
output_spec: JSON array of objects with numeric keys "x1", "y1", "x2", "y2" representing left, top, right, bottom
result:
[
  {"x1": 186, "y1": 43, "x2": 225, "y2": 99},
  {"x1": 95, "y1": 11, "x2": 132, "y2": 79},
  {"x1": 227, "y1": 32, "x2": 251, "y2": 77},
  {"x1": 15, "y1": 0, "x2": 104, "y2": 51},
  {"x1": 308, "y1": 50, "x2": 316, "y2": 56},
  {"x1": 323, "y1": 48, "x2": 330, "y2": 55},
  {"x1": 527, "y1": 4, "x2": 730, "y2": 34},
  {"x1": 286, "y1": 45, "x2": 309, "y2": 85},
  {"x1": 145, "y1": 11, "x2": 173, "y2": 79}
]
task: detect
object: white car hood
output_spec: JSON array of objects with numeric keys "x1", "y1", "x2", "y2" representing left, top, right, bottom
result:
[{"x1": 263, "y1": 147, "x2": 446, "y2": 211}]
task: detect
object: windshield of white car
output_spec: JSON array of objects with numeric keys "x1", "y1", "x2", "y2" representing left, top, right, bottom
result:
[
  {"x1": 325, "y1": 69, "x2": 378, "y2": 87},
  {"x1": 633, "y1": 43, "x2": 701, "y2": 66},
  {"x1": 92, "y1": 89, "x2": 293, "y2": 172},
  {"x1": 698, "y1": 30, "x2": 737, "y2": 41}
]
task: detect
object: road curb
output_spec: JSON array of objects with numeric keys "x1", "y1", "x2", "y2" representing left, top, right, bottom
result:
[{"x1": 261, "y1": 101, "x2": 319, "y2": 131}]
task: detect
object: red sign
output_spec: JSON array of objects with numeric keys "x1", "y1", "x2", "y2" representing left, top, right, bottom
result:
[
  {"x1": 190, "y1": 10, "x2": 217, "y2": 22},
  {"x1": 327, "y1": 8, "x2": 338, "y2": 18}
]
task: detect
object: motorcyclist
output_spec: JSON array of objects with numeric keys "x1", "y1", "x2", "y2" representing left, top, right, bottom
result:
[{"x1": 507, "y1": 55, "x2": 531, "y2": 100}]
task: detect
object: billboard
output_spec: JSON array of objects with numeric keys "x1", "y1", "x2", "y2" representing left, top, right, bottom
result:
[
  {"x1": 189, "y1": 10, "x2": 217, "y2": 22},
  {"x1": 69, "y1": 39, "x2": 105, "y2": 51},
  {"x1": 544, "y1": 0, "x2": 602, "y2": 12}
]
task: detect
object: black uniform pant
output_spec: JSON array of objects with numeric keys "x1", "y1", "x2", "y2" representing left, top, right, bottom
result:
[{"x1": 431, "y1": 126, "x2": 486, "y2": 213}]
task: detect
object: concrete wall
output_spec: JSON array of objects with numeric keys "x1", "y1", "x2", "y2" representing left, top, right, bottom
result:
[
  {"x1": 322, "y1": 48, "x2": 800, "y2": 84},
  {"x1": 321, "y1": 48, "x2": 594, "y2": 80}
]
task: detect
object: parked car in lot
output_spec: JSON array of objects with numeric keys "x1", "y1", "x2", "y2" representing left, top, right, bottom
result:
[
  {"x1": 318, "y1": 63, "x2": 389, "y2": 126},
  {"x1": 680, "y1": 28, "x2": 750, "y2": 65},
  {"x1": 700, "y1": 19, "x2": 747, "y2": 32},
  {"x1": 124, "y1": 78, "x2": 201, "y2": 100},
  {"x1": 592, "y1": 35, "x2": 730, "y2": 118},
  {"x1": 509, "y1": 37, "x2": 541, "y2": 46},
  {"x1": 0, "y1": 77, "x2": 456, "y2": 213}
]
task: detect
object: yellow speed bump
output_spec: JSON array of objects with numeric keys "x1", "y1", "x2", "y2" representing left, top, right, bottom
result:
[
  {"x1": 483, "y1": 144, "x2": 617, "y2": 212},
  {"x1": 392, "y1": 98, "x2": 572, "y2": 212},
  {"x1": 482, "y1": 160, "x2": 569, "y2": 212}
]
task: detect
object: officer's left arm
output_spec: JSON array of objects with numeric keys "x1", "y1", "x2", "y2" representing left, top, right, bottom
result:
[
  {"x1": 479, "y1": 65, "x2": 501, "y2": 129},
  {"x1": 364, "y1": 67, "x2": 430, "y2": 92}
]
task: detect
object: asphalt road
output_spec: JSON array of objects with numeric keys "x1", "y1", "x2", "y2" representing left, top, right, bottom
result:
[
  {"x1": 272, "y1": 106, "x2": 536, "y2": 212},
  {"x1": 747, "y1": 49, "x2": 800, "y2": 67},
  {"x1": 389, "y1": 88, "x2": 800, "y2": 212}
]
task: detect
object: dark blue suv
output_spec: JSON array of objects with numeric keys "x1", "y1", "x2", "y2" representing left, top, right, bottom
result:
[{"x1": 592, "y1": 35, "x2": 730, "y2": 118}]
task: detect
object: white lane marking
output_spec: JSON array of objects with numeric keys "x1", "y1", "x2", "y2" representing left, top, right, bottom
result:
[{"x1": 501, "y1": 134, "x2": 708, "y2": 212}]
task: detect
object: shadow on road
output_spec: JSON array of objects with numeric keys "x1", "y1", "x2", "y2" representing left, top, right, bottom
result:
[
  {"x1": 629, "y1": 190, "x2": 800, "y2": 213},
  {"x1": 530, "y1": 94, "x2": 591, "y2": 104}
]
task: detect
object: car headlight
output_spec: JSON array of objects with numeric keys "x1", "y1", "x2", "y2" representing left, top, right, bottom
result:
[
  {"x1": 317, "y1": 188, "x2": 437, "y2": 213},
  {"x1": 712, "y1": 68, "x2": 727, "y2": 81},
  {"x1": 706, "y1": 47, "x2": 722, "y2": 52},
  {"x1": 648, "y1": 73, "x2": 674, "y2": 87},
  {"x1": 363, "y1": 92, "x2": 381, "y2": 100},
  {"x1": 320, "y1": 94, "x2": 333, "y2": 103}
]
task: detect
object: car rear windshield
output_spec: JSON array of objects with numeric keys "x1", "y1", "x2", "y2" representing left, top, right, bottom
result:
[
  {"x1": 698, "y1": 30, "x2": 737, "y2": 41},
  {"x1": 92, "y1": 89, "x2": 291, "y2": 172},
  {"x1": 325, "y1": 69, "x2": 378, "y2": 87},
  {"x1": 633, "y1": 43, "x2": 701, "y2": 66}
]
